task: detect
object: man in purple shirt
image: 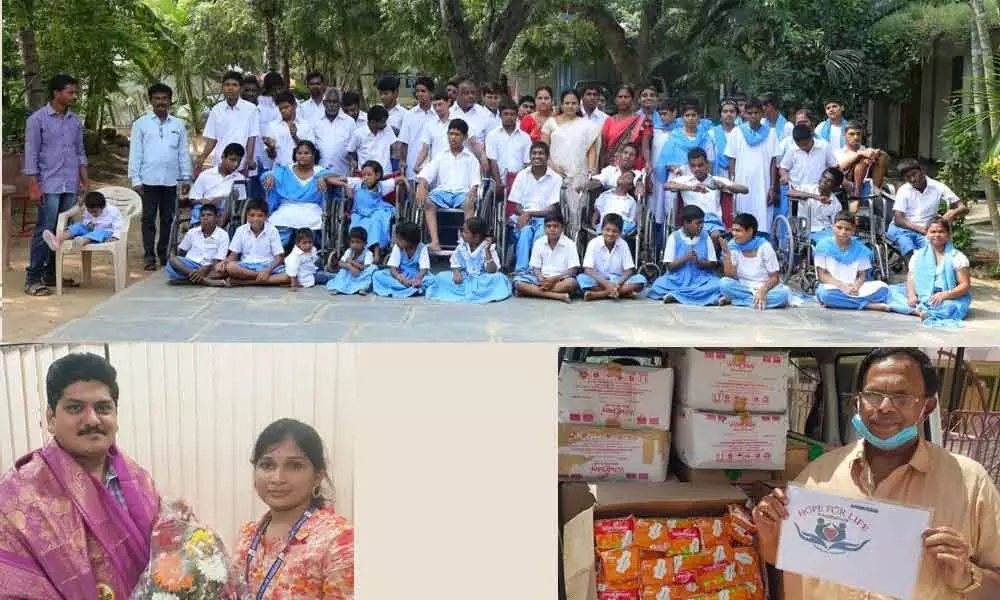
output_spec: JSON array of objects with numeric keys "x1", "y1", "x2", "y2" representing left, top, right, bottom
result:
[{"x1": 23, "y1": 74, "x2": 90, "y2": 296}]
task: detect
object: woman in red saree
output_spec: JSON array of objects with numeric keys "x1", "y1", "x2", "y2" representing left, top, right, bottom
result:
[
  {"x1": 601, "y1": 85, "x2": 653, "y2": 171},
  {"x1": 519, "y1": 86, "x2": 555, "y2": 142}
]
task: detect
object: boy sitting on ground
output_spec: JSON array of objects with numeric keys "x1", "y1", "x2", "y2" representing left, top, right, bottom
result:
[
  {"x1": 165, "y1": 203, "x2": 230, "y2": 287},
  {"x1": 513, "y1": 211, "x2": 580, "y2": 303},
  {"x1": 222, "y1": 198, "x2": 289, "y2": 286}
]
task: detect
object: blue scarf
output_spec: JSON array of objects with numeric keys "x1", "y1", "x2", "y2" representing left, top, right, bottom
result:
[
  {"x1": 652, "y1": 110, "x2": 682, "y2": 132},
  {"x1": 264, "y1": 164, "x2": 330, "y2": 215},
  {"x1": 814, "y1": 236, "x2": 872, "y2": 265},
  {"x1": 738, "y1": 121, "x2": 771, "y2": 147},
  {"x1": 765, "y1": 114, "x2": 788, "y2": 138},
  {"x1": 728, "y1": 235, "x2": 766, "y2": 253},
  {"x1": 655, "y1": 125, "x2": 710, "y2": 178},
  {"x1": 911, "y1": 242, "x2": 971, "y2": 328},
  {"x1": 818, "y1": 119, "x2": 847, "y2": 148},
  {"x1": 711, "y1": 125, "x2": 731, "y2": 172}
]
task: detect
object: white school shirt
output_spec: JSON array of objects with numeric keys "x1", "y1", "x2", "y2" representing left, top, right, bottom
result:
[
  {"x1": 383, "y1": 104, "x2": 408, "y2": 133},
  {"x1": 82, "y1": 205, "x2": 125, "y2": 237},
  {"x1": 795, "y1": 184, "x2": 841, "y2": 232},
  {"x1": 593, "y1": 165, "x2": 645, "y2": 190},
  {"x1": 814, "y1": 251, "x2": 872, "y2": 285},
  {"x1": 815, "y1": 121, "x2": 844, "y2": 149},
  {"x1": 341, "y1": 247, "x2": 374, "y2": 266},
  {"x1": 583, "y1": 236, "x2": 635, "y2": 279},
  {"x1": 313, "y1": 111, "x2": 358, "y2": 177},
  {"x1": 418, "y1": 115, "x2": 452, "y2": 163},
  {"x1": 673, "y1": 174, "x2": 728, "y2": 216},
  {"x1": 398, "y1": 105, "x2": 437, "y2": 178},
  {"x1": 449, "y1": 102, "x2": 491, "y2": 145},
  {"x1": 594, "y1": 190, "x2": 638, "y2": 223},
  {"x1": 530, "y1": 234, "x2": 580, "y2": 278},
  {"x1": 508, "y1": 167, "x2": 562, "y2": 213},
  {"x1": 907, "y1": 250, "x2": 970, "y2": 290},
  {"x1": 483, "y1": 108, "x2": 503, "y2": 134},
  {"x1": 779, "y1": 138, "x2": 837, "y2": 188},
  {"x1": 203, "y1": 98, "x2": 260, "y2": 169},
  {"x1": 894, "y1": 176, "x2": 960, "y2": 228},
  {"x1": 229, "y1": 222, "x2": 284, "y2": 264},
  {"x1": 298, "y1": 97, "x2": 326, "y2": 125},
  {"x1": 178, "y1": 225, "x2": 230, "y2": 266},
  {"x1": 189, "y1": 167, "x2": 247, "y2": 202},
  {"x1": 725, "y1": 127, "x2": 779, "y2": 236},
  {"x1": 485, "y1": 126, "x2": 531, "y2": 179},
  {"x1": 387, "y1": 244, "x2": 431, "y2": 269},
  {"x1": 347, "y1": 125, "x2": 397, "y2": 175},
  {"x1": 285, "y1": 245, "x2": 320, "y2": 287},
  {"x1": 663, "y1": 230, "x2": 718, "y2": 263},
  {"x1": 263, "y1": 118, "x2": 315, "y2": 167},
  {"x1": 417, "y1": 148, "x2": 480, "y2": 194},
  {"x1": 582, "y1": 107, "x2": 609, "y2": 128},
  {"x1": 729, "y1": 242, "x2": 780, "y2": 289}
]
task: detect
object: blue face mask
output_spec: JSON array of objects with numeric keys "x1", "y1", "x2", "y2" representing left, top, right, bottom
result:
[{"x1": 852, "y1": 413, "x2": 922, "y2": 450}]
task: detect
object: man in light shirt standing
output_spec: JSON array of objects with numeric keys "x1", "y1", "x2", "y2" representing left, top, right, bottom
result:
[
  {"x1": 128, "y1": 82, "x2": 193, "y2": 271},
  {"x1": 298, "y1": 71, "x2": 327, "y2": 124},
  {"x1": 580, "y1": 84, "x2": 608, "y2": 127},
  {"x1": 196, "y1": 70, "x2": 259, "y2": 174},
  {"x1": 449, "y1": 78, "x2": 490, "y2": 171},
  {"x1": 485, "y1": 100, "x2": 531, "y2": 199},
  {"x1": 398, "y1": 76, "x2": 437, "y2": 180},
  {"x1": 263, "y1": 91, "x2": 315, "y2": 167}
]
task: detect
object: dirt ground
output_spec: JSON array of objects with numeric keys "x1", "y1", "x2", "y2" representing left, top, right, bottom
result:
[{"x1": 2, "y1": 148, "x2": 155, "y2": 341}]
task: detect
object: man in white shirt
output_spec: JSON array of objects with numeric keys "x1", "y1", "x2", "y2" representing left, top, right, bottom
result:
[
  {"x1": 481, "y1": 83, "x2": 503, "y2": 133},
  {"x1": 415, "y1": 119, "x2": 481, "y2": 251},
  {"x1": 298, "y1": 71, "x2": 327, "y2": 125},
  {"x1": 513, "y1": 211, "x2": 580, "y2": 302},
  {"x1": 263, "y1": 91, "x2": 315, "y2": 167},
  {"x1": 196, "y1": 70, "x2": 259, "y2": 173},
  {"x1": 397, "y1": 76, "x2": 437, "y2": 180},
  {"x1": 187, "y1": 143, "x2": 247, "y2": 225},
  {"x1": 815, "y1": 97, "x2": 848, "y2": 149},
  {"x1": 377, "y1": 76, "x2": 408, "y2": 134},
  {"x1": 726, "y1": 98, "x2": 779, "y2": 238},
  {"x1": 347, "y1": 105, "x2": 397, "y2": 176},
  {"x1": 508, "y1": 141, "x2": 562, "y2": 273},
  {"x1": 414, "y1": 92, "x2": 453, "y2": 172},
  {"x1": 580, "y1": 85, "x2": 609, "y2": 128},
  {"x1": 486, "y1": 100, "x2": 531, "y2": 196},
  {"x1": 578, "y1": 213, "x2": 647, "y2": 301},
  {"x1": 165, "y1": 202, "x2": 230, "y2": 286},
  {"x1": 222, "y1": 198, "x2": 289, "y2": 285},
  {"x1": 449, "y1": 78, "x2": 490, "y2": 171},
  {"x1": 312, "y1": 89, "x2": 358, "y2": 178},
  {"x1": 761, "y1": 93, "x2": 793, "y2": 141},
  {"x1": 887, "y1": 159, "x2": 968, "y2": 261},
  {"x1": 779, "y1": 124, "x2": 838, "y2": 191}
]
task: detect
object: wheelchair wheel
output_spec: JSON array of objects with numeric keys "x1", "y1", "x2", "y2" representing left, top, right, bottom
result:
[{"x1": 771, "y1": 215, "x2": 795, "y2": 283}]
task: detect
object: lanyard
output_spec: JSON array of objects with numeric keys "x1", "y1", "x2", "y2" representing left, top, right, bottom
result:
[{"x1": 245, "y1": 508, "x2": 314, "y2": 600}]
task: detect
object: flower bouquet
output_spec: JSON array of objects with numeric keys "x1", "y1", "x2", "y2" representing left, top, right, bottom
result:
[{"x1": 131, "y1": 500, "x2": 249, "y2": 600}]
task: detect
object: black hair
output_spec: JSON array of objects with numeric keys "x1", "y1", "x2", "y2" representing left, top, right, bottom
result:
[
  {"x1": 823, "y1": 167, "x2": 845, "y2": 186},
  {"x1": 464, "y1": 216, "x2": 489, "y2": 237},
  {"x1": 534, "y1": 85, "x2": 554, "y2": 99},
  {"x1": 377, "y1": 76, "x2": 400, "y2": 92},
  {"x1": 83, "y1": 191, "x2": 107, "y2": 210},
  {"x1": 896, "y1": 158, "x2": 922, "y2": 176},
  {"x1": 795, "y1": 108, "x2": 815, "y2": 123},
  {"x1": 657, "y1": 98, "x2": 678, "y2": 112},
  {"x1": 46, "y1": 353, "x2": 119, "y2": 411},
  {"x1": 457, "y1": 77, "x2": 478, "y2": 89},
  {"x1": 245, "y1": 198, "x2": 269, "y2": 216},
  {"x1": 341, "y1": 91, "x2": 360, "y2": 107},
  {"x1": 745, "y1": 98, "x2": 764, "y2": 111},
  {"x1": 446, "y1": 79, "x2": 459, "y2": 89},
  {"x1": 845, "y1": 120, "x2": 865, "y2": 133},
  {"x1": 242, "y1": 77, "x2": 260, "y2": 89},
  {"x1": 222, "y1": 142, "x2": 246, "y2": 159},
  {"x1": 432, "y1": 91, "x2": 450, "y2": 103},
  {"x1": 395, "y1": 221, "x2": 421, "y2": 245},
  {"x1": 200, "y1": 203, "x2": 219, "y2": 216},
  {"x1": 306, "y1": 71, "x2": 325, "y2": 84},
  {"x1": 251, "y1": 418, "x2": 331, "y2": 506},
  {"x1": 544, "y1": 210, "x2": 564, "y2": 225},
  {"x1": 262, "y1": 71, "x2": 284, "y2": 93},
  {"x1": 295, "y1": 228, "x2": 314, "y2": 244},
  {"x1": 367, "y1": 105, "x2": 389, "y2": 123},
  {"x1": 719, "y1": 99, "x2": 739, "y2": 112},
  {"x1": 683, "y1": 204, "x2": 706, "y2": 223},
  {"x1": 602, "y1": 212, "x2": 624, "y2": 231},
  {"x1": 616, "y1": 85, "x2": 636, "y2": 99},
  {"x1": 349, "y1": 226, "x2": 368, "y2": 244},
  {"x1": 500, "y1": 99, "x2": 518, "y2": 114},
  {"x1": 530, "y1": 140, "x2": 550, "y2": 156},
  {"x1": 448, "y1": 118, "x2": 469, "y2": 136},
  {"x1": 834, "y1": 210, "x2": 855, "y2": 225},
  {"x1": 761, "y1": 92, "x2": 780, "y2": 107},
  {"x1": 222, "y1": 70, "x2": 244, "y2": 86},
  {"x1": 927, "y1": 216, "x2": 952, "y2": 234},
  {"x1": 560, "y1": 88, "x2": 580, "y2": 104},
  {"x1": 147, "y1": 83, "x2": 173, "y2": 100},
  {"x1": 856, "y1": 348, "x2": 938, "y2": 398},
  {"x1": 581, "y1": 84, "x2": 602, "y2": 96},
  {"x1": 640, "y1": 82, "x2": 660, "y2": 95},
  {"x1": 823, "y1": 97, "x2": 843, "y2": 108},
  {"x1": 733, "y1": 212, "x2": 758, "y2": 235},
  {"x1": 518, "y1": 95, "x2": 534, "y2": 106},
  {"x1": 48, "y1": 74, "x2": 78, "y2": 99},
  {"x1": 731, "y1": 92, "x2": 748, "y2": 102},
  {"x1": 294, "y1": 140, "x2": 320, "y2": 164},
  {"x1": 274, "y1": 90, "x2": 297, "y2": 107},
  {"x1": 622, "y1": 142, "x2": 641, "y2": 155},
  {"x1": 792, "y1": 124, "x2": 813, "y2": 143},
  {"x1": 360, "y1": 159, "x2": 384, "y2": 180},
  {"x1": 414, "y1": 76, "x2": 435, "y2": 92},
  {"x1": 679, "y1": 101, "x2": 700, "y2": 115},
  {"x1": 687, "y1": 147, "x2": 708, "y2": 162}
]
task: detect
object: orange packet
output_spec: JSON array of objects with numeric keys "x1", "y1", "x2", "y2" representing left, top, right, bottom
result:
[
  {"x1": 640, "y1": 583, "x2": 699, "y2": 600},
  {"x1": 694, "y1": 516, "x2": 730, "y2": 547},
  {"x1": 671, "y1": 545, "x2": 733, "y2": 575},
  {"x1": 596, "y1": 516, "x2": 636, "y2": 551},
  {"x1": 599, "y1": 591, "x2": 640, "y2": 600},
  {"x1": 697, "y1": 561, "x2": 742, "y2": 593},
  {"x1": 598, "y1": 579, "x2": 641, "y2": 596},
  {"x1": 689, "y1": 584, "x2": 756, "y2": 600},
  {"x1": 635, "y1": 519, "x2": 701, "y2": 554},
  {"x1": 600, "y1": 547, "x2": 641, "y2": 584},
  {"x1": 733, "y1": 548, "x2": 761, "y2": 580},
  {"x1": 727, "y1": 505, "x2": 756, "y2": 546}
]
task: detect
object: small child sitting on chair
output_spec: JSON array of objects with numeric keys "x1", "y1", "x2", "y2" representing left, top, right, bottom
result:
[{"x1": 43, "y1": 191, "x2": 123, "y2": 250}]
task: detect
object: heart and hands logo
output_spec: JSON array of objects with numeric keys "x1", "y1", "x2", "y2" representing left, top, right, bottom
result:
[{"x1": 795, "y1": 517, "x2": 871, "y2": 554}]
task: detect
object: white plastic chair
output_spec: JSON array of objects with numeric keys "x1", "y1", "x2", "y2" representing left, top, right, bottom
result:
[{"x1": 53, "y1": 186, "x2": 141, "y2": 295}]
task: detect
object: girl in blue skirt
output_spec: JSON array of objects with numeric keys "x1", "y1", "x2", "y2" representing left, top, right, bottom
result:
[
  {"x1": 427, "y1": 217, "x2": 512, "y2": 304},
  {"x1": 327, "y1": 227, "x2": 377, "y2": 295}
]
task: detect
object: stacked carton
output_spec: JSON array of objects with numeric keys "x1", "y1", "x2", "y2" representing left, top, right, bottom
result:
[
  {"x1": 671, "y1": 350, "x2": 790, "y2": 481},
  {"x1": 558, "y1": 362, "x2": 674, "y2": 482}
]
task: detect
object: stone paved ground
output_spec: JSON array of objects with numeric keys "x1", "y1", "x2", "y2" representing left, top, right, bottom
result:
[{"x1": 40, "y1": 268, "x2": 1000, "y2": 344}]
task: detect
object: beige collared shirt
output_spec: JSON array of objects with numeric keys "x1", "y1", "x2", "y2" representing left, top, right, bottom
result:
[{"x1": 783, "y1": 439, "x2": 1000, "y2": 600}]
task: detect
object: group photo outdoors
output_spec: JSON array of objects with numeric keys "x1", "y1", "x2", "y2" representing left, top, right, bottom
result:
[{"x1": 18, "y1": 65, "x2": 981, "y2": 329}]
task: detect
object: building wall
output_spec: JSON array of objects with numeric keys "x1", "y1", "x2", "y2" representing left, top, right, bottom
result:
[{"x1": 0, "y1": 343, "x2": 356, "y2": 546}]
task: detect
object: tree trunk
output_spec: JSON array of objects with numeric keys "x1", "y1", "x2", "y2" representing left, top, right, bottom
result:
[
  {"x1": 970, "y1": 0, "x2": 997, "y2": 133},
  {"x1": 439, "y1": 0, "x2": 488, "y2": 83},
  {"x1": 264, "y1": 17, "x2": 279, "y2": 71},
  {"x1": 636, "y1": 0, "x2": 660, "y2": 79},
  {"x1": 439, "y1": 0, "x2": 531, "y2": 85},
  {"x1": 281, "y1": 42, "x2": 291, "y2": 85},
  {"x1": 579, "y1": 3, "x2": 641, "y2": 84},
  {"x1": 13, "y1": 0, "x2": 46, "y2": 111},
  {"x1": 181, "y1": 73, "x2": 202, "y2": 135},
  {"x1": 970, "y1": 22, "x2": 1000, "y2": 264}
]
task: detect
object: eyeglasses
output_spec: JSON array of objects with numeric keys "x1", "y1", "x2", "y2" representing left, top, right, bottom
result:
[{"x1": 856, "y1": 391, "x2": 925, "y2": 410}]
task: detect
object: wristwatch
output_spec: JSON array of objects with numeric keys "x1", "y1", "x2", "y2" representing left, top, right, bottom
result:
[{"x1": 952, "y1": 563, "x2": 983, "y2": 595}]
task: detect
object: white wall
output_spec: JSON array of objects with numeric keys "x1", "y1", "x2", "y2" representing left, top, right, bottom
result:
[{"x1": 0, "y1": 343, "x2": 356, "y2": 547}]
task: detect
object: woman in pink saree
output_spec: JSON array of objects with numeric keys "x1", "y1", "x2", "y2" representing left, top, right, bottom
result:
[
  {"x1": 600, "y1": 85, "x2": 653, "y2": 172},
  {"x1": 0, "y1": 353, "x2": 159, "y2": 600}
]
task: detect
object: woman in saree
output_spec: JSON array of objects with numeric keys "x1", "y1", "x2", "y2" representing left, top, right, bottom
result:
[
  {"x1": 890, "y1": 216, "x2": 972, "y2": 327},
  {"x1": 235, "y1": 418, "x2": 354, "y2": 600},
  {"x1": 519, "y1": 86, "x2": 555, "y2": 142},
  {"x1": 600, "y1": 85, "x2": 653, "y2": 172},
  {"x1": 263, "y1": 140, "x2": 336, "y2": 251},
  {"x1": 542, "y1": 89, "x2": 599, "y2": 241}
]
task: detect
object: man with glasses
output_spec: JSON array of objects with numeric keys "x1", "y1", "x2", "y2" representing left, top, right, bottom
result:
[{"x1": 752, "y1": 348, "x2": 1000, "y2": 599}]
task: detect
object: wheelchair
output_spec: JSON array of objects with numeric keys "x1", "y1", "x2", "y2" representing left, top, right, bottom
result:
[
  {"x1": 493, "y1": 177, "x2": 575, "y2": 274},
  {"x1": 414, "y1": 177, "x2": 496, "y2": 258},
  {"x1": 770, "y1": 198, "x2": 818, "y2": 294},
  {"x1": 576, "y1": 184, "x2": 650, "y2": 278},
  {"x1": 326, "y1": 175, "x2": 413, "y2": 266},
  {"x1": 168, "y1": 179, "x2": 247, "y2": 256}
]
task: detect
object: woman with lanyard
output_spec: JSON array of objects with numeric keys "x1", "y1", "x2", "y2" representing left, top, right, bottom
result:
[{"x1": 235, "y1": 419, "x2": 354, "y2": 599}]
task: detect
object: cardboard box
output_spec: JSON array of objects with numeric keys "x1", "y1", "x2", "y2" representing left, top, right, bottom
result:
[
  {"x1": 672, "y1": 461, "x2": 779, "y2": 485},
  {"x1": 559, "y1": 424, "x2": 670, "y2": 482},
  {"x1": 672, "y1": 407, "x2": 787, "y2": 470},
  {"x1": 559, "y1": 363, "x2": 674, "y2": 431},
  {"x1": 560, "y1": 481, "x2": 749, "y2": 600},
  {"x1": 675, "y1": 349, "x2": 790, "y2": 412}
]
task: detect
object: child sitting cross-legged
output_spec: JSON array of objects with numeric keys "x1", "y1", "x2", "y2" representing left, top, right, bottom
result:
[
  {"x1": 512, "y1": 211, "x2": 580, "y2": 303},
  {"x1": 647, "y1": 205, "x2": 721, "y2": 305},
  {"x1": 327, "y1": 227, "x2": 378, "y2": 295},
  {"x1": 43, "y1": 191, "x2": 123, "y2": 250},
  {"x1": 426, "y1": 217, "x2": 511, "y2": 304},
  {"x1": 165, "y1": 202, "x2": 230, "y2": 287},
  {"x1": 222, "y1": 198, "x2": 290, "y2": 286},
  {"x1": 372, "y1": 221, "x2": 435, "y2": 297},
  {"x1": 577, "y1": 213, "x2": 647, "y2": 301}
]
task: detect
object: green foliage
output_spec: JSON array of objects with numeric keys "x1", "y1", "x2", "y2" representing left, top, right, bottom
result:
[
  {"x1": 507, "y1": 14, "x2": 606, "y2": 74},
  {"x1": 2, "y1": 22, "x2": 27, "y2": 147},
  {"x1": 937, "y1": 109, "x2": 982, "y2": 253}
]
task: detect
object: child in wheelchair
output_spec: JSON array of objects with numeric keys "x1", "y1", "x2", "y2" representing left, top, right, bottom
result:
[
  {"x1": 186, "y1": 143, "x2": 247, "y2": 229},
  {"x1": 785, "y1": 167, "x2": 847, "y2": 244}
]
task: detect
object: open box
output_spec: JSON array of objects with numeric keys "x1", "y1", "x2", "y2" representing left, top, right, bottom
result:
[{"x1": 559, "y1": 481, "x2": 752, "y2": 600}]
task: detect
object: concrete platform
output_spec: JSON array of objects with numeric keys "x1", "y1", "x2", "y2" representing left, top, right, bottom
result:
[{"x1": 39, "y1": 270, "x2": 1000, "y2": 344}]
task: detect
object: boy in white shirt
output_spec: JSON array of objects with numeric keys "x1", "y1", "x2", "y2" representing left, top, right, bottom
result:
[
  {"x1": 887, "y1": 159, "x2": 968, "y2": 261},
  {"x1": 486, "y1": 100, "x2": 531, "y2": 194},
  {"x1": 815, "y1": 98, "x2": 847, "y2": 149},
  {"x1": 592, "y1": 171, "x2": 639, "y2": 236},
  {"x1": 222, "y1": 198, "x2": 289, "y2": 286},
  {"x1": 508, "y1": 141, "x2": 562, "y2": 273},
  {"x1": 779, "y1": 124, "x2": 838, "y2": 191},
  {"x1": 43, "y1": 191, "x2": 124, "y2": 249},
  {"x1": 786, "y1": 167, "x2": 848, "y2": 243},
  {"x1": 377, "y1": 76, "x2": 408, "y2": 134},
  {"x1": 414, "y1": 92, "x2": 455, "y2": 172},
  {"x1": 415, "y1": 118, "x2": 481, "y2": 251},
  {"x1": 719, "y1": 212, "x2": 790, "y2": 309},
  {"x1": 347, "y1": 105, "x2": 397, "y2": 176},
  {"x1": 577, "y1": 213, "x2": 647, "y2": 301},
  {"x1": 196, "y1": 70, "x2": 259, "y2": 172},
  {"x1": 667, "y1": 147, "x2": 748, "y2": 254},
  {"x1": 590, "y1": 142, "x2": 645, "y2": 198},
  {"x1": 262, "y1": 91, "x2": 314, "y2": 167},
  {"x1": 187, "y1": 143, "x2": 247, "y2": 225},
  {"x1": 164, "y1": 203, "x2": 230, "y2": 286},
  {"x1": 513, "y1": 212, "x2": 580, "y2": 303},
  {"x1": 397, "y1": 76, "x2": 437, "y2": 179},
  {"x1": 835, "y1": 121, "x2": 888, "y2": 203},
  {"x1": 286, "y1": 227, "x2": 329, "y2": 291}
]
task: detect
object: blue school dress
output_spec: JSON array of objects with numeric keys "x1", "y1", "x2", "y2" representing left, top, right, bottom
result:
[
  {"x1": 888, "y1": 242, "x2": 971, "y2": 327},
  {"x1": 372, "y1": 243, "x2": 435, "y2": 297},
  {"x1": 327, "y1": 248, "x2": 377, "y2": 295},
  {"x1": 349, "y1": 179, "x2": 395, "y2": 249},
  {"x1": 264, "y1": 164, "x2": 329, "y2": 247},
  {"x1": 426, "y1": 241, "x2": 511, "y2": 304},
  {"x1": 813, "y1": 237, "x2": 889, "y2": 310},
  {"x1": 648, "y1": 230, "x2": 721, "y2": 305},
  {"x1": 67, "y1": 224, "x2": 114, "y2": 243}
]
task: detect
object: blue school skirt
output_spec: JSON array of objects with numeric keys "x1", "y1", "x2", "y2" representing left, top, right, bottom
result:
[
  {"x1": 165, "y1": 256, "x2": 202, "y2": 280},
  {"x1": 238, "y1": 261, "x2": 286, "y2": 275},
  {"x1": 577, "y1": 272, "x2": 647, "y2": 291},
  {"x1": 372, "y1": 268, "x2": 434, "y2": 297},
  {"x1": 68, "y1": 224, "x2": 114, "y2": 243},
  {"x1": 327, "y1": 265, "x2": 377, "y2": 295}
]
